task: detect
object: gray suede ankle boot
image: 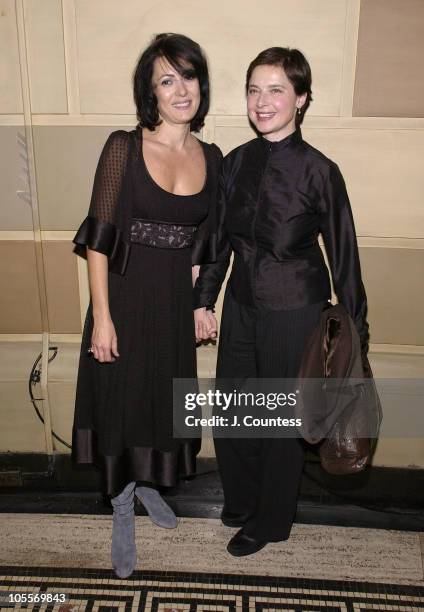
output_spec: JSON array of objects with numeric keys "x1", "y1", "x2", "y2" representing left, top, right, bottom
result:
[
  {"x1": 111, "y1": 481, "x2": 136, "y2": 578},
  {"x1": 135, "y1": 485, "x2": 178, "y2": 529}
]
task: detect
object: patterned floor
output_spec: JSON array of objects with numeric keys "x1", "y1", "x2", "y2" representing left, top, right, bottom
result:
[{"x1": 1, "y1": 566, "x2": 424, "y2": 611}]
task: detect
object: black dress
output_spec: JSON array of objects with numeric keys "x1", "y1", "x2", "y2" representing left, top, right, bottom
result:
[{"x1": 72, "y1": 128, "x2": 222, "y2": 497}]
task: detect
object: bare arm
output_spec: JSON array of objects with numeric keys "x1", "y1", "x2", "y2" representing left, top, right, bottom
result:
[
  {"x1": 87, "y1": 248, "x2": 119, "y2": 362},
  {"x1": 192, "y1": 264, "x2": 200, "y2": 287}
]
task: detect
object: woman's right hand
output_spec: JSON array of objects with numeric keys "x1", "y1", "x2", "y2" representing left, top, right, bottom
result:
[
  {"x1": 194, "y1": 307, "x2": 218, "y2": 342},
  {"x1": 90, "y1": 316, "x2": 119, "y2": 362}
]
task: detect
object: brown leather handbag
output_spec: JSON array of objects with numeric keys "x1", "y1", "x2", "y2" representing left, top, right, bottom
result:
[{"x1": 296, "y1": 304, "x2": 382, "y2": 475}]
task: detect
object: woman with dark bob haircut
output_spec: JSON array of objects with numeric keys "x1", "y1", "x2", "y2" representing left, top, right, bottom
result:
[
  {"x1": 72, "y1": 33, "x2": 221, "y2": 578},
  {"x1": 194, "y1": 47, "x2": 369, "y2": 556}
]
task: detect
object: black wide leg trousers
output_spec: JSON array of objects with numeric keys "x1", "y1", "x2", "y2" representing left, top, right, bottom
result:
[{"x1": 215, "y1": 287, "x2": 325, "y2": 542}]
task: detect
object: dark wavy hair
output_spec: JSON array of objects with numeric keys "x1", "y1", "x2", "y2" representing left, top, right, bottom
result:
[
  {"x1": 245, "y1": 47, "x2": 313, "y2": 126},
  {"x1": 133, "y1": 33, "x2": 210, "y2": 132}
]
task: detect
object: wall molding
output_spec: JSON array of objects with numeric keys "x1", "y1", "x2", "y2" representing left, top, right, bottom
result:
[
  {"x1": 357, "y1": 237, "x2": 424, "y2": 249},
  {"x1": 369, "y1": 344, "x2": 424, "y2": 356},
  {"x1": 0, "y1": 231, "x2": 34, "y2": 240},
  {"x1": 30, "y1": 114, "x2": 137, "y2": 126},
  {"x1": 50, "y1": 333, "x2": 81, "y2": 343},
  {"x1": 76, "y1": 255, "x2": 89, "y2": 330},
  {"x1": 15, "y1": 0, "x2": 49, "y2": 334},
  {"x1": 1, "y1": 334, "x2": 423, "y2": 356},
  {"x1": 0, "y1": 334, "x2": 43, "y2": 342},
  {"x1": 40, "y1": 231, "x2": 74, "y2": 240},
  {"x1": 2, "y1": 233, "x2": 423, "y2": 250},
  {"x1": 1, "y1": 115, "x2": 419, "y2": 130},
  {"x1": 213, "y1": 115, "x2": 424, "y2": 131},
  {"x1": 62, "y1": 0, "x2": 80, "y2": 115},
  {"x1": 339, "y1": 0, "x2": 361, "y2": 117},
  {"x1": 0, "y1": 115, "x2": 25, "y2": 125}
]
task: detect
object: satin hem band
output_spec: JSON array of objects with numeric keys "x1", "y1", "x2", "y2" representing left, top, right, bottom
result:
[{"x1": 71, "y1": 427, "x2": 199, "y2": 497}]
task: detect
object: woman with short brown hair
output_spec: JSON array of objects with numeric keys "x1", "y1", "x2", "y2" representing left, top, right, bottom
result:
[{"x1": 194, "y1": 46, "x2": 369, "y2": 556}]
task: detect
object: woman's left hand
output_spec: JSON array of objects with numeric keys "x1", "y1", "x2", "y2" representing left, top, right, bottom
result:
[{"x1": 205, "y1": 310, "x2": 217, "y2": 340}]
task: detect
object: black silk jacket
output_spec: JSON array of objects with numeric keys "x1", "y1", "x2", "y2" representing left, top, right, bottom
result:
[{"x1": 193, "y1": 128, "x2": 369, "y2": 351}]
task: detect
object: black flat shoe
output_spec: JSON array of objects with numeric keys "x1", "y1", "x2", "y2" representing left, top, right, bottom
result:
[
  {"x1": 227, "y1": 528, "x2": 268, "y2": 557},
  {"x1": 221, "y1": 509, "x2": 252, "y2": 528}
]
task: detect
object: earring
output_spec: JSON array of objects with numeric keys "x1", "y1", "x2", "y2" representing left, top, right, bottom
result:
[{"x1": 297, "y1": 107, "x2": 302, "y2": 115}]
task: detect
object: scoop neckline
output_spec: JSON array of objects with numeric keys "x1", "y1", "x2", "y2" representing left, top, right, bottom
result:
[{"x1": 136, "y1": 127, "x2": 208, "y2": 198}]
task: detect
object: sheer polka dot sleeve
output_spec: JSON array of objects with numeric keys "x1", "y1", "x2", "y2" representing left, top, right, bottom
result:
[
  {"x1": 88, "y1": 130, "x2": 129, "y2": 223},
  {"x1": 73, "y1": 130, "x2": 132, "y2": 275}
]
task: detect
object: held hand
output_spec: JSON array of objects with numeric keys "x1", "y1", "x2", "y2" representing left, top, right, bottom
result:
[
  {"x1": 205, "y1": 310, "x2": 218, "y2": 340},
  {"x1": 91, "y1": 316, "x2": 120, "y2": 362},
  {"x1": 194, "y1": 308, "x2": 218, "y2": 342},
  {"x1": 194, "y1": 307, "x2": 208, "y2": 342}
]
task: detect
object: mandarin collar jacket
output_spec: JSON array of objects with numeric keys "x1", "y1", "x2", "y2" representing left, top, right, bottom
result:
[{"x1": 193, "y1": 128, "x2": 369, "y2": 350}]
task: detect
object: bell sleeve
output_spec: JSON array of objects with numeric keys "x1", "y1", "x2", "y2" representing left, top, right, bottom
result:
[
  {"x1": 73, "y1": 130, "x2": 131, "y2": 275},
  {"x1": 319, "y1": 161, "x2": 370, "y2": 353},
  {"x1": 193, "y1": 153, "x2": 232, "y2": 309}
]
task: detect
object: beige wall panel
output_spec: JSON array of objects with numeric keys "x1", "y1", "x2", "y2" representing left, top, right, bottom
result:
[
  {"x1": 370, "y1": 352, "x2": 424, "y2": 379},
  {"x1": 0, "y1": 126, "x2": 34, "y2": 230},
  {"x1": 0, "y1": 341, "x2": 43, "y2": 381},
  {"x1": 33, "y1": 125, "x2": 132, "y2": 230},
  {"x1": 359, "y1": 247, "x2": 423, "y2": 346},
  {"x1": 197, "y1": 345, "x2": 218, "y2": 379},
  {"x1": 354, "y1": 0, "x2": 424, "y2": 118},
  {"x1": 75, "y1": 0, "x2": 347, "y2": 116},
  {"x1": 0, "y1": 241, "x2": 42, "y2": 333},
  {"x1": 0, "y1": 0, "x2": 23, "y2": 113},
  {"x1": 214, "y1": 125, "x2": 254, "y2": 155},
  {"x1": 43, "y1": 241, "x2": 81, "y2": 333},
  {"x1": 368, "y1": 345, "x2": 424, "y2": 467},
  {"x1": 301, "y1": 128, "x2": 424, "y2": 239},
  {"x1": 48, "y1": 341, "x2": 80, "y2": 381},
  {"x1": 372, "y1": 438, "x2": 424, "y2": 469},
  {"x1": 24, "y1": 0, "x2": 68, "y2": 114},
  {"x1": 0, "y1": 382, "x2": 46, "y2": 452}
]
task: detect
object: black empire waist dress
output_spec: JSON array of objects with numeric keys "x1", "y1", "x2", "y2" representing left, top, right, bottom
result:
[{"x1": 72, "y1": 129, "x2": 222, "y2": 497}]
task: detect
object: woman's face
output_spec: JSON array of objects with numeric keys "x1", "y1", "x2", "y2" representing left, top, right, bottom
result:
[
  {"x1": 152, "y1": 56, "x2": 201, "y2": 128},
  {"x1": 247, "y1": 64, "x2": 306, "y2": 141}
]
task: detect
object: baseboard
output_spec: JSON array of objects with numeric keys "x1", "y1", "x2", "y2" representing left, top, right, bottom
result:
[{"x1": 0, "y1": 453, "x2": 423, "y2": 531}]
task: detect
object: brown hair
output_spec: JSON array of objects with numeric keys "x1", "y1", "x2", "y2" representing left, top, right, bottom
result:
[
  {"x1": 133, "y1": 33, "x2": 210, "y2": 132},
  {"x1": 246, "y1": 47, "x2": 312, "y2": 125}
]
